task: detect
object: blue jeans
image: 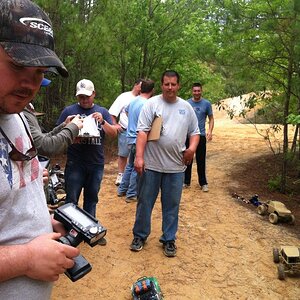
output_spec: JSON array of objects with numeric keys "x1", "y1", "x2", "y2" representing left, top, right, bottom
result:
[
  {"x1": 133, "y1": 170, "x2": 184, "y2": 242},
  {"x1": 64, "y1": 160, "x2": 104, "y2": 217},
  {"x1": 118, "y1": 144, "x2": 137, "y2": 198}
]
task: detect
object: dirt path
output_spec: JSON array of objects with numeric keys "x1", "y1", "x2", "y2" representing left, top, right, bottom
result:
[{"x1": 52, "y1": 109, "x2": 300, "y2": 300}]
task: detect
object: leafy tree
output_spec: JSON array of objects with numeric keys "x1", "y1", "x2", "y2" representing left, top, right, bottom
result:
[
  {"x1": 34, "y1": 0, "x2": 227, "y2": 124},
  {"x1": 33, "y1": 0, "x2": 299, "y2": 191},
  {"x1": 205, "y1": 0, "x2": 300, "y2": 192}
]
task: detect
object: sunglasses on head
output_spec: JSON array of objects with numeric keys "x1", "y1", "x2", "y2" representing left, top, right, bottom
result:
[{"x1": 0, "y1": 114, "x2": 37, "y2": 161}]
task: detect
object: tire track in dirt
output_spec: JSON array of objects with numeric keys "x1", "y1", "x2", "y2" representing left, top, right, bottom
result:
[{"x1": 52, "y1": 111, "x2": 300, "y2": 300}]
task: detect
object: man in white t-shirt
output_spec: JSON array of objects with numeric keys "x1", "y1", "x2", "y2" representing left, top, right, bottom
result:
[
  {"x1": 0, "y1": 1, "x2": 79, "y2": 299},
  {"x1": 109, "y1": 79, "x2": 142, "y2": 185}
]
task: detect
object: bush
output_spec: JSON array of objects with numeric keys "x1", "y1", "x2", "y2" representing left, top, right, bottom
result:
[{"x1": 268, "y1": 175, "x2": 282, "y2": 192}]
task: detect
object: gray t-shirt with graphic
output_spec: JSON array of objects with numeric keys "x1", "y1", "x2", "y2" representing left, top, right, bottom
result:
[
  {"x1": 0, "y1": 113, "x2": 53, "y2": 300},
  {"x1": 137, "y1": 95, "x2": 200, "y2": 173}
]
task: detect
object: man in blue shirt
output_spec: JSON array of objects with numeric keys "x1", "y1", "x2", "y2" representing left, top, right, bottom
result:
[
  {"x1": 184, "y1": 82, "x2": 214, "y2": 192},
  {"x1": 118, "y1": 79, "x2": 155, "y2": 202},
  {"x1": 57, "y1": 79, "x2": 117, "y2": 244}
]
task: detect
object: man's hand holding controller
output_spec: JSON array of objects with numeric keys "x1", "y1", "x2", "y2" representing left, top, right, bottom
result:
[
  {"x1": 24, "y1": 232, "x2": 80, "y2": 281},
  {"x1": 0, "y1": 231, "x2": 79, "y2": 283}
]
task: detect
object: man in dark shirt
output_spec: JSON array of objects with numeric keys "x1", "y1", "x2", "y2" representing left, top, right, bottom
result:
[
  {"x1": 184, "y1": 83, "x2": 214, "y2": 192},
  {"x1": 57, "y1": 79, "x2": 116, "y2": 245}
]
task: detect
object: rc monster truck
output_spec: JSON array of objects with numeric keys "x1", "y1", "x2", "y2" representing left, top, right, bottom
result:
[
  {"x1": 131, "y1": 277, "x2": 163, "y2": 300},
  {"x1": 273, "y1": 246, "x2": 300, "y2": 280},
  {"x1": 257, "y1": 201, "x2": 295, "y2": 224}
]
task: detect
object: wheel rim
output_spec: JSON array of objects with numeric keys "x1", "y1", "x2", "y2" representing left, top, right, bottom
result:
[
  {"x1": 269, "y1": 213, "x2": 278, "y2": 224},
  {"x1": 258, "y1": 206, "x2": 266, "y2": 215}
]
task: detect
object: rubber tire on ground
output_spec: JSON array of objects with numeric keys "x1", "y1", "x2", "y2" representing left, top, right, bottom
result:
[
  {"x1": 273, "y1": 248, "x2": 280, "y2": 263},
  {"x1": 269, "y1": 213, "x2": 279, "y2": 224},
  {"x1": 278, "y1": 264, "x2": 286, "y2": 280},
  {"x1": 290, "y1": 215, "x2": 295, "y2": 225},
  {"x1": 257, "y1": 205, "x2": 267, "y2": 215}
]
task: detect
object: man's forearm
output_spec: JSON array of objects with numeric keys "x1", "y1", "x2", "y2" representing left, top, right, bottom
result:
[
  {"x1": 31, "y1": 124, "x2": 78, "y2": 156},
  {"x1": 49, "y1": 123, "x2": 65, "y2": 136},
  {"x1": 110, "y1": 115, "x2": 118, "y2": 125},
  {"x1": 0, "y1": 245, "x2": 29, "y2": 282},
  {"x1": 208, "y1": 116, "x2": 214, "y2": 133},
  {"x1": 188, "y1": 134, "x2": 200, "y2": 152},
  {"x1": 136, "y1": 131, "x2": 148, "y2": 159},
  {"x1": 102, "y1": 121, "x2": 117, "y2": 137}
]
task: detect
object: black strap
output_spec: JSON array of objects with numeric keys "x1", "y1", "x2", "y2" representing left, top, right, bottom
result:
[{"x1": 0, "y1": 114, "x2": 34, "y2": 148}]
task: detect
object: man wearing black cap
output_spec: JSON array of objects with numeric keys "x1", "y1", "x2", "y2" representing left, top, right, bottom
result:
[{"x1": 0, "y1": 1, "x2": 79, "y2": 299}]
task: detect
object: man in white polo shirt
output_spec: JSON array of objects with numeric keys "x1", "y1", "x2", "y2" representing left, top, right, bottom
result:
[{"x1": 109, "y1": 79, "x2": 142, "y2": 185}]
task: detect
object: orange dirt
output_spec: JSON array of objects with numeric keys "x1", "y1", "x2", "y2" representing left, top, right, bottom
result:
[{"x1": 52, "y1": 108, "x2": 300, "y2": 300}]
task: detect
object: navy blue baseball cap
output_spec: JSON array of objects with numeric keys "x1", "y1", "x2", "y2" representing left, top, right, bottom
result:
[
  {"x1": 41, "y1": 78, "x2": 51, "y2": 87},
  {"x1": 0, "y1": 0, "x2": 68, "y2": 77}
]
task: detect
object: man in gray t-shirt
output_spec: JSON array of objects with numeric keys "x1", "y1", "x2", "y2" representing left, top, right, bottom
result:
[
  {"x1": 0, "y1": 1, "x2": 79, "y2": 299},
  {"x1": 130, "y1": 70, "x2": 200, "y2": 257}
]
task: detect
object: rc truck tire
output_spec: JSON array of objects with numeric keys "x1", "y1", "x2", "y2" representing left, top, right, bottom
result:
[
  {"x1": 56, "y1": 188, "x2": 66, "y2": 194},
  {"x1": 257, "y1": 205, "x2": 267, "y2": 215},
  {"x1": 277, "y1": 264, "x2": 285, "y2": 280},
  {"x1": 273, "y1": 248, "x2": 280, "y2": 264},
  {"x1": 273, "y1": 248, "x2": 280, "y2": 263},
  {"x1": 290, "y1": 215, "x2": 295, "y2": 225},
  {"x1": 269, "y1": 213, "x2": 279, "y2": 224}
]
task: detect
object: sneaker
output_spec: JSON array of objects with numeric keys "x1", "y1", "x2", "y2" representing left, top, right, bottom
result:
[
  {"x1": 125, "y1": 197, "x2": 137, "y2": 203},
  {"x1": 201, "y1": 184, "x2": 209, "y2": 192},
  {"x1": 115, "y1": 173, "x2": 123, "y2": 186},
  {"x1": 183, "y1": 183, "x2": 190, "y2": 189},
  {"x1": 163, "y1": 241, "x2": 177, "y2": 257},
  {"x1": 117, "y1": 192, "x2": 126, "y2": 197},
  {"x1": 130, "y1": 237, "x2": 145, "y2": 252},
  {"x1": 98, "y1": 237, "x2": 107, "y2": 246}
]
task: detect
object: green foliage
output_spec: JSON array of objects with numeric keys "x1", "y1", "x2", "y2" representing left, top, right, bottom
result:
[
  {"x1": 196, "y1": 0, "x2": 300, "y2": 192},
  {"x1": 33, "y1": 0, "x2": 229, "y2": 123},
  {"x1": 287, "y1": 114, "x2": 300, "y2": 125},
  {"x1": 31, "y1": 0, "x2": 299, "y2": 191},
  {"x1": 268, "y1": 175, "x2": 282, "y2": 192}
]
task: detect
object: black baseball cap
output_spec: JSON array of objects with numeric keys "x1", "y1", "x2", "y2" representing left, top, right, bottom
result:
[{"x1": 0, "y1": 0, "x2": 68, "y2": 77}]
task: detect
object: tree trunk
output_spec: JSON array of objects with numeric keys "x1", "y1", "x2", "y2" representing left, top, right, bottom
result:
[
  {"x1": 291, "y1": 124, "x2": 299, "y2": 153},
  {"x1": 280, "y1": 53, "x2": 294, "y2": 193}
]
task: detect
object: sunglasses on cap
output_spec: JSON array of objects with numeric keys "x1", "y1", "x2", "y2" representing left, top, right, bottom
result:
[{"x1": 0, "y1": 114, "x2": 37, "y2": 161}]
